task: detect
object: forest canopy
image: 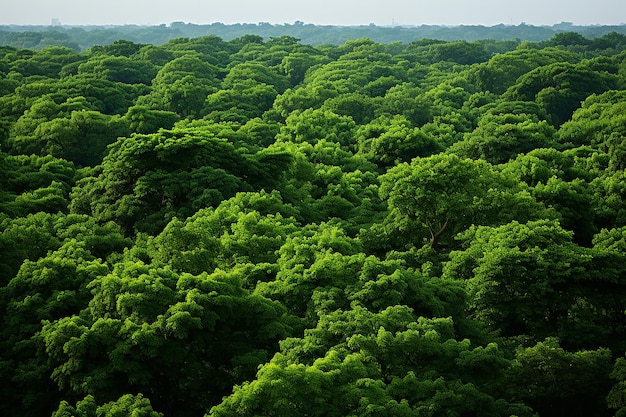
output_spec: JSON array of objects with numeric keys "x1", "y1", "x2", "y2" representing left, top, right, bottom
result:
[{"x1": 2, "y1": 27, "x2": 626, "y2": 417}]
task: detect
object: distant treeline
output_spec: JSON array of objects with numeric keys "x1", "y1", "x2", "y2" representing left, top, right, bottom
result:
[{"x1": 1, "y1": 21, "x2": 626, "y2": 51}]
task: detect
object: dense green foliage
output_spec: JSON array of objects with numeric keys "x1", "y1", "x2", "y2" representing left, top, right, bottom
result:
[{"x1": 2, "y1": 29, "x2": 626, "y2": 417}]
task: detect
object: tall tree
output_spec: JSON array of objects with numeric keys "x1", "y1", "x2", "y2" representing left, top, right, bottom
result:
[{"x1": 379, "y1": 153, "x2": 551, "y2": 250}]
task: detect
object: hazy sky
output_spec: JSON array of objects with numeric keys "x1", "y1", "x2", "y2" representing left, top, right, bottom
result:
[{"x1": 2, "y1": 0, "x2": 625, "y2": 27}]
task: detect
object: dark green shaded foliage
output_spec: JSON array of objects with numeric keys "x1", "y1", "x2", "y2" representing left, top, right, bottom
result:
[
  {"x1": 0, "y1": 242, "x2": 109, "y2": 417},
  {"x1": 444, "y1": 219, "x2": 626, "y2": 351},
  {"x1": 508, "y1": 339, "x2": 613, "y2": 417},
  {"x1": 42, "y1": 263, "x2": 293, "y2": 417},
  {"x1": 448, "y1": 112, "x2": 556, "y2": 164},
  {"x1": 69, "y1": 127, "x2": 291, "y2": 234},
  {"x1": 77, "y1": 55, "x2": 158, "y2": 84},
  {"x1": 505, "y1": 61, "x2": 621, "y2": 125},
  {"x1": 210, "y1": 307, "x2": 534, "y2": 417}
]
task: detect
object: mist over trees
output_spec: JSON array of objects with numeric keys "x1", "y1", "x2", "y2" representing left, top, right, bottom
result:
[
  {"x1": 1, "y1": 25, "x2": 626, "y2": 417},
  {"x1": 1, "y1": 21, "x2": 626, "y2": 51}
]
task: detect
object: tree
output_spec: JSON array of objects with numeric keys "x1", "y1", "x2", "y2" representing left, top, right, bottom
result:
[
  {"x1": 279, "y1": 51, "x2": 330, "y2": 85},
  {"x1": 53, "y1": 394, "x2": 162, "y2": 417},
  {"x1": 444, "y1": 219, "x2": 626, "y2": 350},
  {"x1": 77, "y1": 56, "x2": 157, "y2": 84},
  {"x1": 468, "y1": 46, "x2": 580, "y2": 94},
  {"x1": 593, "y1": 225, "x2": 626, "y2": 253},
  {"x1": 322, "y1": 92, "x2": 375, "y2": 125},
  {"x1": 140, "y1": 54, "x2": 220, "y2": 118},
  {"x1": 88, "y1": 39, "x2": 146, "y2": 57},
  {"x1": 557, "y1": 90, "x2": 626, "y2": 171},
  {"x1": 379, "y1": 153, "x2": 550, "y2": 250},
  {"x1": 124, "y1": 105, "x2": 180, "y2": 135},
  {"x1": 203, "y1": 79, "x2": 279, "y2": 122},
  {"x1": 54, "y1": 74, "x2": 148, "y2": 115},
  {"x1": 256, "y1": 222, "x2": 363, "y2": 322},
  {"x1": 4, "y1": 31, "x2": 626, "y2": 417},
  {"x1": 10, "y1": 100, "x2": 131, "y2": 166},
  {"x1": 508, "y1": 338, "x2": 613, "y2": 417},
  {"x1": 608, "y1": 353, "x2": 626, "y2": 417},
  {"x1": 159, "y1": 35, "x2": 232, "y2": 66},
  {"x1": 209, "y1": 306, "x2": 535, "y2": 417},
  {"x1": 275, "y1": 108, "x2": 356, "y2": 148},
  {"x1": 272, "y1": 81, "x2": 341, "y2": 119},
  {"x1": 6, "y1": 180, "x2": 68, "y2": 215},
  {"x1": 68, "y1": 126, "x2": 287, "y2": 234},
  {"x1": 41, "y1": 263, "x2": 293, "y2": 417},
  {"x1": 448, "y1": 113, "x2": 556, "y2": 164},
  {"x1": 356, "y1": 115, "x2": 441, "y2": 167},
  {"x1": 376, "y1": 82, "x2": 432, "y2": 126},
  {"x1": 589, "y1": 170, "x2": 626, "y2": 232},
  {"x1": 0, "y1": 212, "x2": 62, "y2": 282},
  {"x1": 266, "y1": 139, "x2": 383, "y2": 227},
  {"x1": 500, "y1": 147, "x2": 585, "y2": 186},
  {"x1": 531, "y1": 176, "x2": 596, "y2": 245},
  {"x1": 133, "y1": 44, "x2": 174, "y2": 67},
  {"x1": 0, "y1": 153, "x2": 76, "y2": 216},
  {"x1": 25, "y1": 46, "x2": 83, "y2": 78},
  {"x1": 0, "y1": 212, "x2": 128, "y2": 417},
  {"x1": 234, "y1": 117, "x2": 281, "y2": 148},
  {"x1": 0, "y1": 242, "x2": 109, "y2": 417},
  {"x1": 505, "y1": 61, "x2": 621, "y2": 126},
  {"x1": 222, "y1": 62, "x2": 290, "y2": 93},
  {"x1": 145, "y1": 190, "x2": 299, "y2": 275},
  {"x1": 0, "y1": 212, "x2": 129, "y2": 282},
  {"x1": 425, "y1": 40, "x2": 490, "y2": 65},
  {"x1": 546, "y1": 31, "x2": 591, "y2": 48}
]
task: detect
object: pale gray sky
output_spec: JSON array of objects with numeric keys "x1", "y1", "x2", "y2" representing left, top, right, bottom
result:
[{"x1": 2, "y1": 0, "x2": 625, "y2": 27}]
